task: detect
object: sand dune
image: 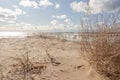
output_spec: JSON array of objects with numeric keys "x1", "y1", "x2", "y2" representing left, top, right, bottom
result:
[{"x1": 0, "y1": 36, "x2": 103, "y2": 80}]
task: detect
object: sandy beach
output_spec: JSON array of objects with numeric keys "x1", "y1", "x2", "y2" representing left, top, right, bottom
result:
[{"x1": 0, "y1": 36, "x2": 103, "y2": 80}]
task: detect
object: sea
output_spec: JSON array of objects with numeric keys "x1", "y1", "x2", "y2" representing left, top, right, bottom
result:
[{"x1": 0, "y1": 31, "x2": 81, "y2": 41}]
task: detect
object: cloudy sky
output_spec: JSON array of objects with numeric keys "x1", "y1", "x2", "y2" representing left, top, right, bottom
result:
[{"x1": 0, "y1": 0, "x2": 120, "y2": 32}]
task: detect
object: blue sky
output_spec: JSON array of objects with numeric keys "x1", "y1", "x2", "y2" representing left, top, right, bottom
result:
[
  {"x1": 0, "y1": 0, "x2": 82, "y2": 25},
  {"x1": 0, "y1": 0, "x2": 120, "y2": 31}
]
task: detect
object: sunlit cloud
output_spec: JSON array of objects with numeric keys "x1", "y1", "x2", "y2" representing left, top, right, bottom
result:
[
  {"x1": 19, "y1": 0, "x2": 38, "y2": 8},
  {"x1": 50, "y1": 20, "x2": 58, "y2": 25},
  {"x1": 39, "y1": 0, "x2": 53, "y2": 7},
  {"x1": 64, "y1": 18, "x2": 71, "y2": 24},
  {"x1": 0, "y1": 7, "x2": 26, "y2": 23},
  {"x1": 52, "y1": 14, "x2": 67, "y2": 19},
  {"x1": 70, "y1": 0, "x2": 120, "y2": 14},
  {"x1": 55, "y1": 3, "x2": 60, "y2": 9},
  {"x1": 70, "y1": 1, "x2": 88, "y2": 13}
]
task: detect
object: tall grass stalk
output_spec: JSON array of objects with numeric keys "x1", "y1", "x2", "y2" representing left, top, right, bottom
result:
[{"x1": 79, "y1": 2, "x2": 120, "y2": 79}]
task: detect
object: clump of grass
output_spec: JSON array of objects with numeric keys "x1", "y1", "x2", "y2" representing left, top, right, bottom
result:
[
  {"x1": 80, "y1": 31, "x2": 120, "y2": 80},
  {"x1": 45, "y1": 50, "x2": 61, "y2": 66},
  {"x1": 0, "y1": 47, "x2": 60, "y2": 80},
  {"x1": 8, "y1": 52, "x2": 47, "y2": 80}
]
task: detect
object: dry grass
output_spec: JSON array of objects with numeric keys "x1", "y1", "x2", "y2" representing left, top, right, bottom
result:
[
  {"x1": 80, "y1": 31, "x2": 120, "y2": 80},
  {"x1": 9, "y1": 53, "x2": 46, "y2": 80},
  {"x1": 0, "y1": 46, "x2": 61, "y2": 80},
  {"x1": 0, "y1": 52, "x2": 47, "y2": 80}
]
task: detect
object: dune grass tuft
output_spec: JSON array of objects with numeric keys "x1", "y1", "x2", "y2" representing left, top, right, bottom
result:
[{"x1": 80, "y1": 31, "x2": 120, "y2": 80}]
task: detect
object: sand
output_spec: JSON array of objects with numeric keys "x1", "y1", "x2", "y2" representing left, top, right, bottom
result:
[{"x1": 0, "y1": 36, "x2": 103, "y2": 80}]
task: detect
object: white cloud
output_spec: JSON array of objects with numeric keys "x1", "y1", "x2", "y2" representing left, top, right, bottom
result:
[
  {"x1": 64, "y1": 18, "x2": 71, "y2": 24},
  {"x1": 52, "y1": 14, "x2": 72, "y2": 25},
  {"x1": 70, "y1": 0, "x2": 120, "y2": 14},
  {"x1": 55, "y1": 3, "x2": 60, "y2": 9},
  {"x1": 7, "y1": 21, "x2": 16, "y2": 24},
  {"x1": 70, "y1": 1, "x2": 88, "y2": 13},
  {"x1": 12, "y1": 5, "x2": 19, "y2": 8},
  {"x1": 19, "y1": 0, "x2": 38, "y2": 8},
  {"x1": 50, "y1": 20, "x2": 58, "y2": 25},
  {"x1": 0, "y1": 7, "x2": 26, "y2": 23},
  {"x1": 11, "y1": 8, "x2": 26, "y2": 16},
  {"x1": 52, "y1": 14, "x2": 67, "y2": 19},
  {"x1": 39, "y1": 0, "x2": 53, "y2": 7},
  {"x1": 19, "y1": 0, "x2": 60, "y2": 9},
  {"x1": 89, "y1": 0, "x2": 120, "y2": 14}
]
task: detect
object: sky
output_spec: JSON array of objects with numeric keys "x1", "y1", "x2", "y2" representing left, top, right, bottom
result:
[{"x1": 0, "y1": 0, "x2": 120, "y2": 32}]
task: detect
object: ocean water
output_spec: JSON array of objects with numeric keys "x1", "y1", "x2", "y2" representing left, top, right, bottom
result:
[
  {"x1": 0, "y1": 32, "x2": 26, "y2": 38},
  {"x1": 0, "y1": 32, "x2": 81, "y2": 41}
]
